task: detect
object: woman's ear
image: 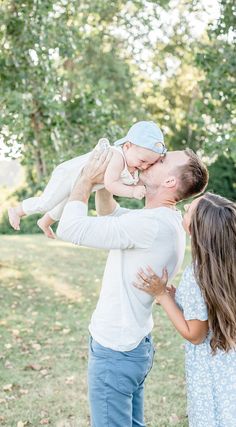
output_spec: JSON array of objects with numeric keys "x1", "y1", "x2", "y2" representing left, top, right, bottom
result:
[{"x1": 163, "y1": 176, "x2": 177, "y2": 188}]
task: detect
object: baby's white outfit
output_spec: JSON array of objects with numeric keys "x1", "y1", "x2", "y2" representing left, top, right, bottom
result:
[{"x1": 22, "y1": 143, "x2": 139, "y2": 221}]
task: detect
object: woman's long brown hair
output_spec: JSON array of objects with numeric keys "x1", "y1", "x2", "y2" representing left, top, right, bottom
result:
[{"x1": 190, "y1": 192, "x2": 236, "y2": 353}]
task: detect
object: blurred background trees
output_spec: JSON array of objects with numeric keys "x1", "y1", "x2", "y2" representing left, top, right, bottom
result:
[{"x1": 0, "y1": 0, "x2": 235, "y2": 232}]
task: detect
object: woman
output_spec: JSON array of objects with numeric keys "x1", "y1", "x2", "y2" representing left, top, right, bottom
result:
[{"x1": 134, "y1": 192, "x2": 236, "y2": 427}]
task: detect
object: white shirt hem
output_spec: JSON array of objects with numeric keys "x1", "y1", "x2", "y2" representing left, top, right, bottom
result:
[{"x1": 88, "y1": 326, "x2": 153, "y2": 352}]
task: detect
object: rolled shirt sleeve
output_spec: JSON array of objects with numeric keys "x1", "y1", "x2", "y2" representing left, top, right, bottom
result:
[{"x1": 56, "y1": 201, "x2": 158, "y2": 250}]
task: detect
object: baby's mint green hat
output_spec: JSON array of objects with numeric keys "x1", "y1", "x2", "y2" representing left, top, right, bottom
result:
[{"x1": 114, "y1": 121, "x2": 167, "y2": 155}]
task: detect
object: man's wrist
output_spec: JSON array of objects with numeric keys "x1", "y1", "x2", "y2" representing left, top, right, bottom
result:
[{"x1": 69, "y1": 175, "x2": 93, "y2": 204}]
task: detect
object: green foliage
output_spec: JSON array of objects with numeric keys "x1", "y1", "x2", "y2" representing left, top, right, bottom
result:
[
  {"x1": 207, "y1": 155, "x2": 236, "y2": 201},
  {"x1": 195, "y1": 39, "x2": 236, "y2": 159},
  {"x1": 116, "y1": 197, "x2": 144, "y2": 210},
  {"x1": 214, "y1": 0, "x2": 236, "y2": 36},
  {"x1": 0, "y1": 210, "x2": 42, "y2": 234},
  {"x1": 0, "y1": 0, "x2": 153, "y2": 184},
  {"x1": 139, "y1": 0, "x2": 235, "y2": 163},
  {"x1": 194, "y1": 0, "x2": 236, "y2": 160}
]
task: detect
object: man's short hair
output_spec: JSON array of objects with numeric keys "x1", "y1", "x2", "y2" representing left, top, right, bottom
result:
[{"x1": 175, "y1": 148, "x2": 209, "y2": 201}]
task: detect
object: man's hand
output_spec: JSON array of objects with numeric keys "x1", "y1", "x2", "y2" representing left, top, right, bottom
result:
[
  {"x1": 69, "y1": 148, "x2": 112, "y2": 204},
  {"x1": 81, "y1": 148, "x2": 113, "y2": 186}
]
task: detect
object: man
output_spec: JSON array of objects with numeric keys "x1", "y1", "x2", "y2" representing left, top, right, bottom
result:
[{"x1": 57, "y1": 125, "x2": 208, "y2": 427}]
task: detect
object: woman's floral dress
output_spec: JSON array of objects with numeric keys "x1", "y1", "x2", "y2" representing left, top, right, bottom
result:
[{"x1": 175, "y1": 265, "x2": 236, "y2": 427}]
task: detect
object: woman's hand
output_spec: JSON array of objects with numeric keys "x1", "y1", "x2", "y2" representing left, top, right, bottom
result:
[
  {"x1": 133, "y1": 266, "x2": 169, "y2": 303},
  {"x1": 166, "y1": 284, "x2": 176, "y2": 300}
]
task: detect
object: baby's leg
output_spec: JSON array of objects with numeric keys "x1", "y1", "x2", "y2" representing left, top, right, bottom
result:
[
  {"x1": 37, "y1": 199, "x2": 68, "y2": 239},
  {"x1": 8, "y1": 165, "x2": 70, "y2": 231},
  {"x1": 37, "y1": 214, "x2": 56, "y2": 239},
  {"x1": 8, "y1": 204, "x2": 26, "y2": 230},
  {"x1": 22, "y1": 167, "x2": 71, "y2": 216}
]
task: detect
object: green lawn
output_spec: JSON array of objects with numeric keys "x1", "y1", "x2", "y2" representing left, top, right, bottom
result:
[{"x1": 0, "y1": 235, "x2": 191, "y2": 427}]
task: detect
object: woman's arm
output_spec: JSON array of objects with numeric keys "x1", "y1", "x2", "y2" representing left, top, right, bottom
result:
[
  {"x1": 134, "y1": 267, "x2": 208, "y2": 345},
  {"x1": 156, "y1": 293, "x2": 208, "y2": 344}
]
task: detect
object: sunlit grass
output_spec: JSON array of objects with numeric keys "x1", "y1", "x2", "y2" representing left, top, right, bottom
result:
[{"x1": 0, "y1": 235, "x2": 191, "y2": 427}]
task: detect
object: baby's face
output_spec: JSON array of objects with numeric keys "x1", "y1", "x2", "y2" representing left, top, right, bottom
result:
[{"x1": 124, "y1": 143, "x2": 161, "y2": 171}]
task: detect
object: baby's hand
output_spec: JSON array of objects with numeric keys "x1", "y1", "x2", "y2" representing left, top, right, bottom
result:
[{"x1": 132, "y1": 185, "x2": 146, "y2": 200}]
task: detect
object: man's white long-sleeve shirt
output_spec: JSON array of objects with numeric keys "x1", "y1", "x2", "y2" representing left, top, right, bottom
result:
[{"x1": 57, "y1": 201, "x2": 186, "y2": 351}]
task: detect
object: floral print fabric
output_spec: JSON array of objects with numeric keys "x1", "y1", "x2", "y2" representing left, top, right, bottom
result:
[{"x1": 175, "y1": 265, "x2": 236, "y2": 427}]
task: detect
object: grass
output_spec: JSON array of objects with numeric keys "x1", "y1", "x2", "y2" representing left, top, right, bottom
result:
[{"x1": 0, "y1": 235, "x2": 191, "y2": 427}]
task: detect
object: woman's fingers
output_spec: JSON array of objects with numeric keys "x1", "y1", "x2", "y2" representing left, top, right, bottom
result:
[
  {"x1": 146, "y1": 265, "x2": 168, "y2": 284},
  {"x1": 133, "y1": 281, "x2": 153, "y2": 295},
  {"x1": 137, "y1": 266, "x2": 168, "y2": 286},
  {"x1": 137, "y1": 268, "x2": 150, "y2": 284},
  {"x1": 133, "y1": 265, "x2": 170, "y2": 299},
  {"x1": 146, "y1": 265, "x2": 166, "y2": 283},
  {"x1": 133, "y1": 281, "x2": 149, "y2": 290},
  {"x1": 134, "y1": 266, "x2": 169, "y2": 298},
  {"x1": 146, "y1": 265, "x2": 156, "y2": 276}
]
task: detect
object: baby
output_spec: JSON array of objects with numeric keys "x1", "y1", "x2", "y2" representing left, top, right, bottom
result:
[{"x1": 8, "y1": 121, "x2": 166, "y2": 238}]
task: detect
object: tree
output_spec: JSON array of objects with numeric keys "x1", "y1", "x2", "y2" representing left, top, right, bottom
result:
[
  {"x1": 207, "y1": 155, "x2": 236, "y2": 201},
  {"x1": 137, "y1": 1, "x2": 209, "y2": 152},
  {"x1": 1, "y1": 0, "x2": 171, "y2": 189},
  {"x1": 195, "y1": 0, "x2": 236, "y2": 160},
  {"x1": 133, "y1": 0, "x2": 235, "y2": 167}
]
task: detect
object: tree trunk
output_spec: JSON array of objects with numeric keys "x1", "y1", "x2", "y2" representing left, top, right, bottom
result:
[{"x1": 31, "y1": 107, "x2": 47, "y2": 181}]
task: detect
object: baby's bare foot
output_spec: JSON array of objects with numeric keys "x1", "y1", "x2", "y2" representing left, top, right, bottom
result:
[
  {"x1": 8, "y1": 207, "x2": 21, "y2": 230},
  {"x1": 37, "y1": 218, "x2": 55, "y2": 239}
]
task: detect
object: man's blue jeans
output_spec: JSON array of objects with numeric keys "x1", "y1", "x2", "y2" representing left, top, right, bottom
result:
[{"x1": 88, "y1": 335, "x2": 155, "y2": 427}]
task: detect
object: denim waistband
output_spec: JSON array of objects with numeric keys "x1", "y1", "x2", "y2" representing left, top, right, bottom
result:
[
  {"x1": 89, "y1": 333, "x2": 153, "y2": 353},
  {"x1": 138, "y1": 333, "x2": 152, "y2": 345}
]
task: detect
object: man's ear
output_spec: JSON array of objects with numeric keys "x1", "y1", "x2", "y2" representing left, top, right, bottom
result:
[{"x1": 163, "y1": 176, "x2": 177, "y2": 188}]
